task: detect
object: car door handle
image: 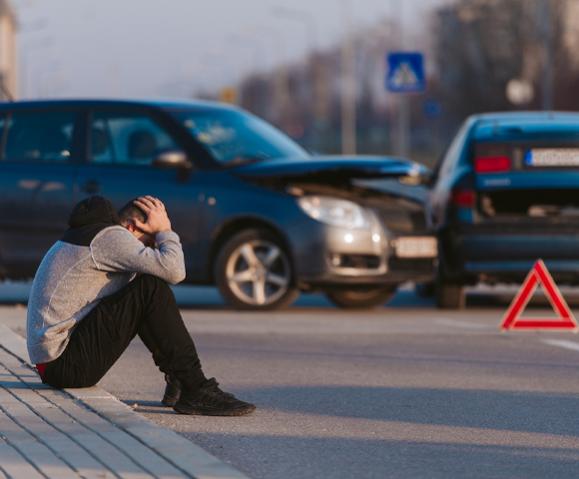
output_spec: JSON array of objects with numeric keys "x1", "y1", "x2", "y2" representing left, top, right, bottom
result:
[{"x1": 82, "y1": 180, "x2": 100, "y2": 194}]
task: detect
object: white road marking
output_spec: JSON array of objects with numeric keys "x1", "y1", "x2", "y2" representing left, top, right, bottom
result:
[
  {"x1": 542, "y1": 339, "x2": 579, "y2": 353},
  {"x1": 435, "y1": 319, "x2": 493, "y2": 330}
]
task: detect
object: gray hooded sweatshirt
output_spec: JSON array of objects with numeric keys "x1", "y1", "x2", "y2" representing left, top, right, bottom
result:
[{"x1": 26, "y1": 226, "x2": 186, "y2": 364}]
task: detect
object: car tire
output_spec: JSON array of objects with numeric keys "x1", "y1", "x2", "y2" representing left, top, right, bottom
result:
[
  {"x1": 215, "y1": 228, "x2": 299, "y2": 311},
  {"x1": 325, "y1": 286, "x2": 396, "y2": 309},
  {"x1": 436, "y1": 282, "x2": 465, "y2": 309}
]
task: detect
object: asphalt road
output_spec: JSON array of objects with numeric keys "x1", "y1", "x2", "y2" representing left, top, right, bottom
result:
[{"x1": 2, "y1": 283, "x2": 579, "y2": 478}]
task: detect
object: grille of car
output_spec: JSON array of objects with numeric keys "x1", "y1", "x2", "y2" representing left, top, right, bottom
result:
[
  {"x1": 388, "y1": 257, "x2": 435, "y2": 272},
  {"x1": 369, "y1": 205, "x2": 427, "y2": 234},
  {"x1": 330, "y1": 254, "x2": 382, "y2": 270}
]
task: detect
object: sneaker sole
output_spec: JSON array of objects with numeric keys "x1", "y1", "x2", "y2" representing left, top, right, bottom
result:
[{"x1": 173, "y1": 403, "x2": 256, "y2": 416}]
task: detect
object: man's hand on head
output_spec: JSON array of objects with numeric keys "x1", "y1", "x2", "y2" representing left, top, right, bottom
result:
[{"x1": 133, "y1": 196, "x2": 172, "y2": 235}]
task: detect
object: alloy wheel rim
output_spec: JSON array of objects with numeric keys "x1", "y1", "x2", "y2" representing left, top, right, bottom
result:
[{"x1": 225, "y1": 240, "x2": 291, "y2": 306}]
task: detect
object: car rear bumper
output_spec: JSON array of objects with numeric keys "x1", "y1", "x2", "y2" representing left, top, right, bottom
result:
[{"x1": 444, "y1": 230, "x2": 579, "y2": 283}]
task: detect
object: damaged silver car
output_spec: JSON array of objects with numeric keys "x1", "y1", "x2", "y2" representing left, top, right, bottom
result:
[{"x1": 0, "y1": 99, "x2": 437, "y2": 310}]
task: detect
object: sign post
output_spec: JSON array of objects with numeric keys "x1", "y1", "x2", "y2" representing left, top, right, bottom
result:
[{"x1": 386, "y1": 52, "x2": 426, "y2": 158}]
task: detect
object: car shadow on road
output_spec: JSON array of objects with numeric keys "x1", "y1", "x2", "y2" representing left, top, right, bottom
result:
[
  {"x1": 226, "y1": 385, "x2": 579, "y2": 438},
  {"x1": 121, "y1": 384, "x2": 579, "y2": 477}
]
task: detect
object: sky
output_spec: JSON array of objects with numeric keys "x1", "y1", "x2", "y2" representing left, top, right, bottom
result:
[{"x1": 15, "y1": 0, "x2": 448, "y2": 100}]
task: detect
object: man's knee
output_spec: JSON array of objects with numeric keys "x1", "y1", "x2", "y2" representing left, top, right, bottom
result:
[
  {"x1": 136, "y1": 274, "x2": 169, "y2": 288},
  {"x1": 134, "y1": 274, "x2": 173, "y2": 297}
]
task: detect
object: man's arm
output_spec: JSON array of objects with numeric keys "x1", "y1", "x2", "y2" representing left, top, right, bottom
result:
[
  {"x1": 90, "y1": 196, "x2": 186, "y2": 284},
  {"x1": 91, "y1": 228, "x2": 186, "y2": 284}
]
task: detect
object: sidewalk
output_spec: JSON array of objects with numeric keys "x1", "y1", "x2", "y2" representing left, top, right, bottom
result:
[{"x1": 0, "y1": 324, "x2": 249, "y2": 479}]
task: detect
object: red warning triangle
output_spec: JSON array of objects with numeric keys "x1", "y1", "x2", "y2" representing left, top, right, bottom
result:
[{"x1": 501, "y1": 259, "x2": 578, "y2": 331}]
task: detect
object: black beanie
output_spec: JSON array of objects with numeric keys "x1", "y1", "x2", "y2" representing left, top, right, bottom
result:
[
  {"x1": 62, "y1": 196, "x2": 120, "y2": 246},
  {"x1": 68, "y1": 196, "x2": 120, "y2": 228}
]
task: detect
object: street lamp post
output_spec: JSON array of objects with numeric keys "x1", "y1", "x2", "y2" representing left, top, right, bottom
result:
[
  {"x1": 227, "y1": 33, "x2": 267, "y2": 92},
  {"x1": 395, "y1": 1, "x2": 410, "y2": 158},
  {"x1": 271, "y1": 6, "x2": 327, "y2": 151},
  {"x1": 539, "y1": 0, "x2": 554, "y2": 110},
  {"x1": 341, "y1": 0, "x2": 357, "y2": 155},
  {"x1": 248, "y1": 25, "x2": 291, "y2": 123}
]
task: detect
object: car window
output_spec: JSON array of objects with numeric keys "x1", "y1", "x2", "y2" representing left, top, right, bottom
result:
[
  {"x1": 171, "y1": 108, "x2": 308, "y2": 165},
  {"x1": 436, "y1": 121, "x2": 471, "y2": 180},
  {"x1": 91, "y1": 112, "x2": 180, "y2": 166},
  {"x1": 3, "y1": 110, "x2": 77, "y2": 163}
]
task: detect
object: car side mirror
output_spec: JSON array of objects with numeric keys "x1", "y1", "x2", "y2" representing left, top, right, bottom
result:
[{"x1": 153, "y1": 150, "x2": 191, "y2": 169}]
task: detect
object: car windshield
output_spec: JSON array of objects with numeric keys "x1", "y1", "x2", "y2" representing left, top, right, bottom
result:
[{"x1": 171, "y1": 108, "x2": 308, "y2": 165}]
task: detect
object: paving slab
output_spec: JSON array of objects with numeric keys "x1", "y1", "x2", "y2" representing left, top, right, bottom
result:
[{"x1": 0, "y1": 324, "x2": 249, "y2": 479}]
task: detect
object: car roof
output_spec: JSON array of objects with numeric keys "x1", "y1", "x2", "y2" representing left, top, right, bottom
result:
[
  {"x1": 470, "y1": 111, "x2": 579, "y2": 141},
  {"x1": 472, "y1": 111, "x2": 579, "y2": 122},
  {"x1": 0, "y1": 98, "x2": 237, "y2": 112}
]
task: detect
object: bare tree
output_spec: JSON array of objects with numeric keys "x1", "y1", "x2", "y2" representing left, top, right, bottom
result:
[{"x1": 433, "y1": 0, "x2": 569, "y2": 124}]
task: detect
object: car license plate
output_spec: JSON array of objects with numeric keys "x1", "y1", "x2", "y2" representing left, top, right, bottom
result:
[
  {"x1": 394, "y1": 237, "x2": 437, "y2": 258},
  {"x1": 524, "y1": 148, "x2": 579, "y2": 167}
]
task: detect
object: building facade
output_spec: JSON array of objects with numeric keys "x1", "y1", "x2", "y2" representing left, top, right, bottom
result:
[{"x1": 0, "y1": 0, "x2": 16, "y2": 100}]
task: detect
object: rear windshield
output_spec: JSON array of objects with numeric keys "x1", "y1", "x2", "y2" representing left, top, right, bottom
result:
[{"x1": 472, "y1": 119, "x2": 579, "y2": 142}]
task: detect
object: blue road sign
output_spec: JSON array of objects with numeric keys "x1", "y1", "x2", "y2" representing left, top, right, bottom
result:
[{"x1": 386, "y1": 52, "x2": 426, "y2": 93}]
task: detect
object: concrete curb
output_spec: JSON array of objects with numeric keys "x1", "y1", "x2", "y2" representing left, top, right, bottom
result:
[{"x1": 0, "y1": 324, "x2": 250, "y2": 479}]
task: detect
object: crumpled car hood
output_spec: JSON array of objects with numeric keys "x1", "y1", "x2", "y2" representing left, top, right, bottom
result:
[
  {"x1": 231, "y1": 155, "x2": 429, "y2": 182},
  {"x1": 231, "y1": 155, "x2": 430, "y2": 233}
]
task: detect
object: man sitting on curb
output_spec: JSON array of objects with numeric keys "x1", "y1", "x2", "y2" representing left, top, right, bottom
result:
[{"x1": 26, "y1": 195, "x2": 255, "y2": 416}]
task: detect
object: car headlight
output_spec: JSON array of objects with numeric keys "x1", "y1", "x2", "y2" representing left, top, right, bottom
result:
[{"x1": 297, "y1": 196, "x2": 371, "y2": 229}]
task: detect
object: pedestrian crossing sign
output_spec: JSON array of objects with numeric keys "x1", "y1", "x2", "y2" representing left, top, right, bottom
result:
[{"x1": 386, "y1": 52, "x2": 426, "y2": 93}]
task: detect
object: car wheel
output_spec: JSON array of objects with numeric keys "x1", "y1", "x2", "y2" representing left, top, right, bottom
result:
[
  {"x1": 325, "y1": 286, "x2": 396, "y2": 309},
  {"x1": 436, "y1": 282, "x2": 465, "y2": 309},
  {"x1": 215, "y1": 229, "x2": 299, "y2": 310}
]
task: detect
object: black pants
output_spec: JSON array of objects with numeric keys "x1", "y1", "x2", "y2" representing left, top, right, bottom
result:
[{"x1": 43, "y1": 274, "x2": 207, "y2": 391}]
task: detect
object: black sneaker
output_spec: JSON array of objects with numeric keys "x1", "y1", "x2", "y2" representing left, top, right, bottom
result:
[
  {"x1": 173, "y1": 378, "x2": 256, "y2": 416},
  {"x1": 161, "y1": 374, "x2": 181, "y2": 407}
]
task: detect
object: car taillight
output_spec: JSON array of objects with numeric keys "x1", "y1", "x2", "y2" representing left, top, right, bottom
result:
[
  {"x1": 451, "y1": 189, "x2": 476, "y2": 208},
  {"x1": 474, "y1": 156, "x2": 511, "y2": 173}
]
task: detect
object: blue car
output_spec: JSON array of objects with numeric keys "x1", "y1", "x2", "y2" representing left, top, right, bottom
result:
[
  {"x1": 429, "y1": 111, "x2": 579, "y2": 308},
  {"x1": 0, "y1": 99, "x2": 437, "y2": 310}
]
